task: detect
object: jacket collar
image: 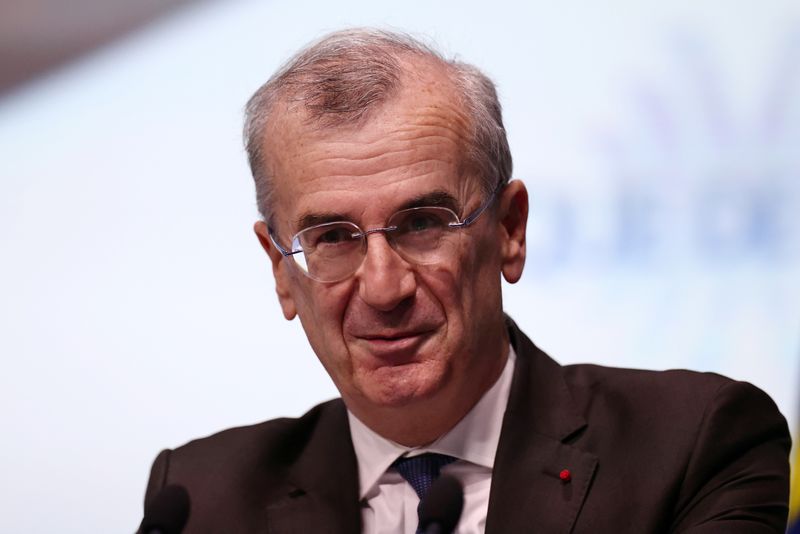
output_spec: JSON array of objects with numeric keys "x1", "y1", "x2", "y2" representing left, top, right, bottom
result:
[{"x1": 485, "y1": 316, "x2": 598, "y2": 533}]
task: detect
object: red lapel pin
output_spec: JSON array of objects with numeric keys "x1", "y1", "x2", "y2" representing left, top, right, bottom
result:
[{"x1": 559, "y1": 469, "x2": 571, "y2": 482}]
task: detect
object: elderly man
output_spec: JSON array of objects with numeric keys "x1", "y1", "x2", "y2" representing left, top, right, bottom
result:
[{"x1": 140, "y1": 29, "x2": 790, "y2": 533}]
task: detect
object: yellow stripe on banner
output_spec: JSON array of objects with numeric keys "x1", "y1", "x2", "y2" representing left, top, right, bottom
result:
[{"x1": 792, "y1": 437, "x2": 800, "y2": 523}]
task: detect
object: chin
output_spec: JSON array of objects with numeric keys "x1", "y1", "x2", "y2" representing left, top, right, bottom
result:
[{"x1": 357, "y1": 360, "x2": 447, "y2": 407}]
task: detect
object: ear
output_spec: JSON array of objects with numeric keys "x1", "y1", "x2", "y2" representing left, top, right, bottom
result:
[
  {"x1": 497, "y1": 180, "x2": 528, "y2": 284},
  {"x1": 254, "y1": 220, "x2": 297, "y2": 320}
]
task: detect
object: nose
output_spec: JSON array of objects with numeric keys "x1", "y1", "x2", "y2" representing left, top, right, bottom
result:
[{"x1": 356, "y1": 232, "x2": 417, "y2": 311}]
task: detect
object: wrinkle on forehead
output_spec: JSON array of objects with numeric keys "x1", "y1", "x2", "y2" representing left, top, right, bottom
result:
[{"x1": 263, "y1": 59, "x2": 480, "y2": 229}]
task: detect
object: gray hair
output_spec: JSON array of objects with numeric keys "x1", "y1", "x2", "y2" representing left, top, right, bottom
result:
[{"x1": 243, "y1": 28, "x2": 512, "y2": 219}]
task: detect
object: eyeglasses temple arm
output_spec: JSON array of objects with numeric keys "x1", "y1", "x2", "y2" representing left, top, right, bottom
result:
[
  {"x1": 452, "y1": 182, "x2": 504, "y2": 228},
  {"x1": 268, "y1": 226, "x2": 301, "y2": 257}
]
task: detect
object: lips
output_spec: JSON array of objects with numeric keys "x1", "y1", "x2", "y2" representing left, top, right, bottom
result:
[
  {"x1": 353, "y1": 329, "x2": 435, "y2": 361},
  {"x1": 359, "y1": 330, "x2": 428, "y2": 341}
]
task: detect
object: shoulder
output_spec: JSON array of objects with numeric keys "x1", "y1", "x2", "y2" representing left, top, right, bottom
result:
[
  {"x1": 172, "y1": 397, "x2": 345, "y2": 467},
  {"x1": 561, "y1": 362, "x2": 783, "y2": 432},
  {"x1": 564, "y1": 363, "x2": 738, "y2": 412},
  {"x1": 559, "y1": 361, "x2": 789, "y2": 459},
  {"x1": 507, "y1": 315, "x2": 783, "y2": 434},
  {"x1": 143, "y1": 398, "x2": 347, "y2": 508},
  {"x1": 507, "y1": 313, "x2": 781, "y2": 429}
]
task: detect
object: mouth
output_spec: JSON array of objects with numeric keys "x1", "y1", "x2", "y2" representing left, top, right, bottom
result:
[{"x1": 354, "y1": 330, "x2": 434, "y2": 360}]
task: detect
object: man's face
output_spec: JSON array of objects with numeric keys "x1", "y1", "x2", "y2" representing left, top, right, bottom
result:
[{"x1": 255, "y1": 62, "x2": 527, "y2": 426}]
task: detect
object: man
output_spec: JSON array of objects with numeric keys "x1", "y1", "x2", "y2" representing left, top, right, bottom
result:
[{"x1": 141, "y1": 29, "x2": 790, "y2": 533}]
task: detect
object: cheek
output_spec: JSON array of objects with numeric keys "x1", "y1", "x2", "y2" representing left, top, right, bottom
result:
[
  {"x1": 424, "y1": 234, "x2": 502, "y2": 328},
  {"x1": 293, "y1": 278, "x2": 353, "y2": 348},
  {"x1": 292, "y1": 280, "x2": 360, "y2": 395},
  {"x1": 450, "y1": 234, "x2": 496, "y2": 293},
  {"x1": 418, "y1": 260, "x2": 468, "y2": 337}
]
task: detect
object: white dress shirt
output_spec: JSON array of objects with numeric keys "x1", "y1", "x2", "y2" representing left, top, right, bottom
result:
[{"x1": 348, "y1": 347, "x2": 516, "y2": 534}]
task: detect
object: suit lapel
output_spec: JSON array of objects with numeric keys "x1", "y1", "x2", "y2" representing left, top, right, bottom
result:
[
  {"x1": 486, "y1": 319, "x2": 598, "y2": 533},
  {"x1": 264, "y1": 401, "x2": 362, "y2": 534}
]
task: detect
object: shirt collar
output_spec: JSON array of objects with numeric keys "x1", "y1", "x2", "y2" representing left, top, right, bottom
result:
[{"x1": 348, "y1": 346, "x2": 517, "y2": 500}]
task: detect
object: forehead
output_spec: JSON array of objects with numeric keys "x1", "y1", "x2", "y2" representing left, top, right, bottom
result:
[{"x1": 263, "y1": 61, "x2": 478, "y2": 230}]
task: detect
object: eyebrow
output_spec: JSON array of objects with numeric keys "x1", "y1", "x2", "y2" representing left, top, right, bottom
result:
[
  {"x1": 295, "y1": 212, "x2": 349, "y2": 230},
  {"x1": 398, "y1": 190, "x2": 460, "y2": 212},
  {"x1": 293, "y1": 189, "x2": 462, "y2": 231}
]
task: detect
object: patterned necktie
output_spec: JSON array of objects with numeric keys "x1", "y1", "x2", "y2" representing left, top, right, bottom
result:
[{"x1": 392, "y1": 453, "x2": 457, "y2": 533}]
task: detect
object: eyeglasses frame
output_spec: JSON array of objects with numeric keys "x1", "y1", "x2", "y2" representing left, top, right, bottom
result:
[{"x1": 268, "y1": 181, "x2": 505, "y2": 280}]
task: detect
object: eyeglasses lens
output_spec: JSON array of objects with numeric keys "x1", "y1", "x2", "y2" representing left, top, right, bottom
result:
[{"x1": 291, "y1": 207, "x2": 462, "y2": 282}]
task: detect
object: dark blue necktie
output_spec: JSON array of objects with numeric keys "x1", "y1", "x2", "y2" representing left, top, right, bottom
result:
[{"x1": 392, "y1": 453, "x2": 457, "y2": 533}]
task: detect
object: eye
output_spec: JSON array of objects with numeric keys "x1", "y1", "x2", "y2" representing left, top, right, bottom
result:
[
  {"x1": 317, "y1": 227, "x2": 351, "y2": 244},
  {"x1": 397, "y1": 209, "x2": 449, "y2": 233},
  {"x1": 297, "y1": 223, "x2": 359, "y2": 251}
]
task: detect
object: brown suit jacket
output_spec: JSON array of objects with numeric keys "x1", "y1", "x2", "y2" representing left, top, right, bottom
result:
[{"x1": 141, "y1": 319, "x2": 791, "y2": 533}]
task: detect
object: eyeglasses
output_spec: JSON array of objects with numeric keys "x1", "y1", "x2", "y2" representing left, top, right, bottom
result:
[{"x1": 269, "y1": 183, "x2": 503, "y2": 283}]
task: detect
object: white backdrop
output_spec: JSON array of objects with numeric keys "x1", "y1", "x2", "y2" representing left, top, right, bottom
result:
[{"x1": 1, "y1": 1, "x2": 798, "y2": 531}]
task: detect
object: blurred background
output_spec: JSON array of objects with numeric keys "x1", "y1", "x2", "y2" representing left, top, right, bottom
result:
[{"x1": 1, "y1": 0, "x2": 798, "y2": 531}]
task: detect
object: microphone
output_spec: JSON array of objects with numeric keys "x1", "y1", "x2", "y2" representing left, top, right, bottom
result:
[
  {"x1": 419, "y1": 475, "x2": 464, "y2": 534},
  {"x1": 140, "y1": 484, "x2": 191, "y2": 534}
]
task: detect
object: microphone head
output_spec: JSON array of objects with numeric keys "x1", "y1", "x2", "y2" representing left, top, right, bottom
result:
[
  {"x1": 141, "y1": 484, "x2": 191, "y2": 534},
  {"x1": 419, "y1": 475, "x2": 464, "y2": 533}
]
